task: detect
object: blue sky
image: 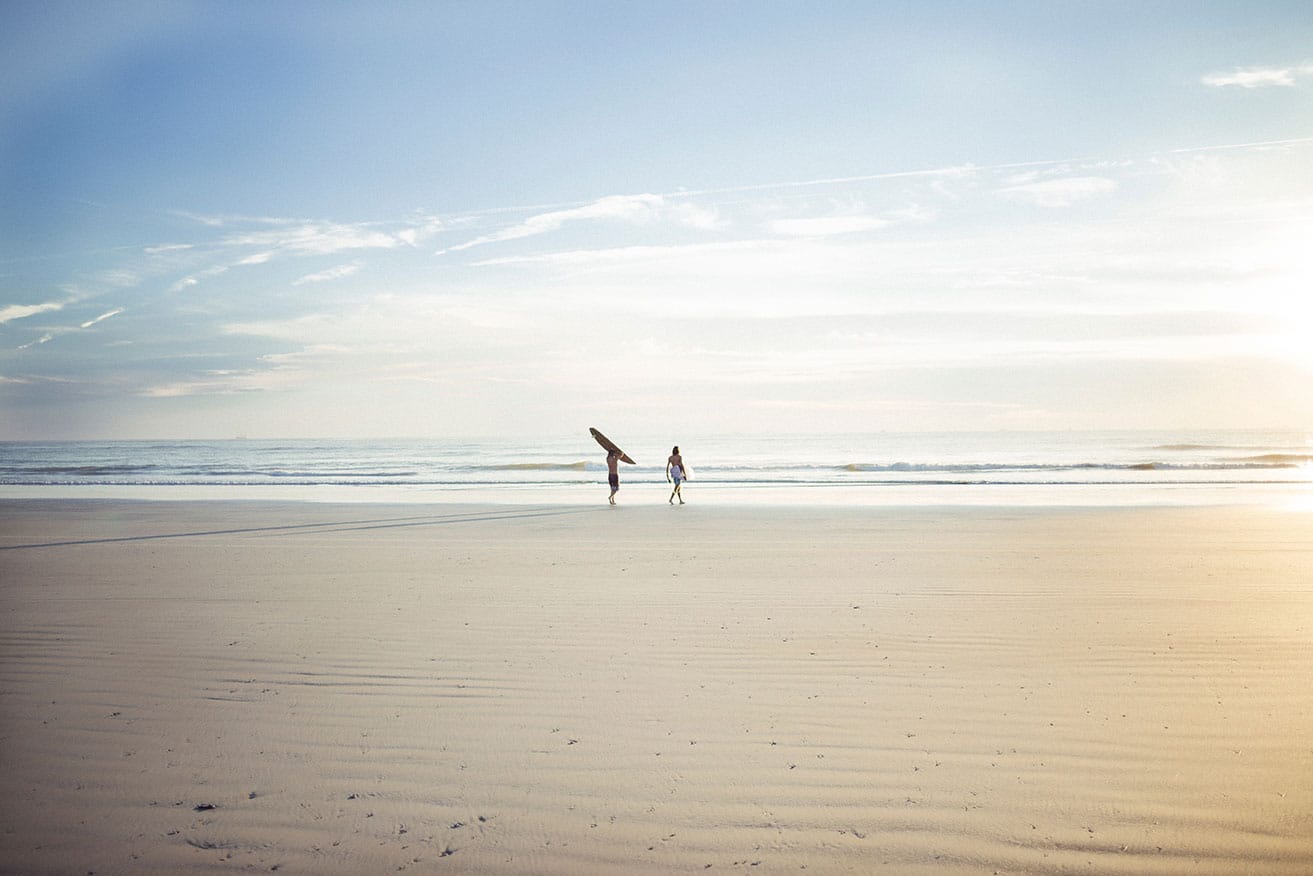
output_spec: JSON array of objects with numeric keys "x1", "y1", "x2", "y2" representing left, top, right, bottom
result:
[{"x1": 2, "y1": 1, "x2": 1312, "y2": 439}]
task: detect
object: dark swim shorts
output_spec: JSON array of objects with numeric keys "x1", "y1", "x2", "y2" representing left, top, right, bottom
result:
[{"x1": 609, "y1": 473, "x2": 619, "y2": 490}]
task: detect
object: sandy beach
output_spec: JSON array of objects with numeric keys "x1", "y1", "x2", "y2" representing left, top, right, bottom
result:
[{"x1": 1, "y1": 499, "x2": 1310, "y2": 875}]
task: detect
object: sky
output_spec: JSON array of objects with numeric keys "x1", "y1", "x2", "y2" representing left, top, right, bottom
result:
[{"x1": 2, "y1": 1, "x2": 1312, "y2": 440}]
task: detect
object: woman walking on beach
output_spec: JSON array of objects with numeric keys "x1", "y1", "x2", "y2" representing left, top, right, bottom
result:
[{"x1": 666, "y1": 446, "x2": 687, "y2": 505}]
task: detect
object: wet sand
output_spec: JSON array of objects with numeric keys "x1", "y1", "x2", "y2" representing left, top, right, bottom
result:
[{"x1": 1, "y1": 499, "x2": 1311, "y2": 874}]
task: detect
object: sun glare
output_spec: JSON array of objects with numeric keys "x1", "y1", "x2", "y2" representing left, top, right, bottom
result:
[
  {"x1": 1259, "y1": 229, "x2": 1313, "y2": 369},
  {"x1": 1278, "y1": 307, "x2": 1313, "y2": 370}
]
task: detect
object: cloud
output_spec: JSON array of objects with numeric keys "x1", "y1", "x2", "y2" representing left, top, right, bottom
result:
[
  {"x1": 0, "y1": 301, "x2": 64, "y2": 324},
  {"x1": 673, "y1": 163, "x2": 982, "y2": 198},
  {"x1": 80, "y1": 308, "x2": 124, "y2": 329},
  {"x1": 444, "y1": 193, "x2": 674, "y2": 253},
  {"x1": 169, "y1": 267, "x2": 230, "y2": 292},
  {"x1": 293, "y1": 262, "x2": 363, "y2": 285},
  {"x1": 666, "y1": 202, "x2": 722, "y2": 231},
  {"x1": 395, "y1": 216, "x2": 445, "y2": 247},
  {"x1": 140, "y1": 373, "x2": 265, "y2": 398},
  {"x1": 174, "y1": 210, "x2": 313, "y2": 228},
  {"x1": 163, "y1": 215, "x2": 431, "y2": 272},
  {"x1": 469, "y1": 239, "x2": 773, "y2": 268},
  {"x1": 996, "y1": 176, "x2": 1117, "y2": 207},
  {"x1": 222, "y1": 222, "x2": 403, "y2": 257},
  {"x1": 1202, "y1": 63, "x2": 1313, "y2": 88},
  {"x1": 149, "y1": 215, "x2": 440, "y2": 294},
  {"x1": 767, "y1": 214, "x2": 893, "y2": 237},
  {"x1": 17, "y1": 333, "x2": 56, "y2": 350}
]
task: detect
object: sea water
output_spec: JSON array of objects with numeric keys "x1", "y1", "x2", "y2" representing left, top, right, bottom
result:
[{"x1": 2, "y1": 430, "x2": 1311, "y2": 507}]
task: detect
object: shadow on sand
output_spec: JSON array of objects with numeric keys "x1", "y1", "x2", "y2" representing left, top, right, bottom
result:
[{"x1": 0, "y1": 506, "x2": 599, "y2": 551}]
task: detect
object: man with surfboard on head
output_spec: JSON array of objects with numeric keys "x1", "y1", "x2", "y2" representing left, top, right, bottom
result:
[
  {"x1": 590, "y1": 427, "x2": 634, "y2": 505},
  {"x1": 606, "y1": 447, "x2": 622, "y2": 504}
]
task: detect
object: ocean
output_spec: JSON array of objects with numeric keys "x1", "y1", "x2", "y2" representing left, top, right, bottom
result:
[{"x1": 2, "y1": 430, "x2": 1311, "y2": 507}]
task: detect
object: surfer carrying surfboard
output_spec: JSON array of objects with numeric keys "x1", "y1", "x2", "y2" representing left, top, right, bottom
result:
[
  {"x1": 606, "y1": 448, "x2": 622, "y2": 505},
  {"x1": 666, "y1": 446, "x2": 687, "y2": 505},
  {"x1": 589, "y1": 428, "x2": 635, "y2": 505}
]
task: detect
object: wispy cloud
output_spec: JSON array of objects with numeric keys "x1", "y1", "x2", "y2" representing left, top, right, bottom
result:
[
  {"x1": 440, "y1": 159, "x2": 1133, "y2": 257},
  {"x1": 395, "y1": 216, "x2": 444, "y2": 247},
  {"x1": 442, "y1": 193, "x2": 714, "y2": 254},
  {"x1": 1, "y1": 301, "x2": 64, "y2": 324},
  {"x1": 671, "y1": 163, "x2": 983, "y2": 198},
  {"x1": 293, "y1": 262, "x2": 363, "y2": 285},
  {"x1": 166, "y1": 211, "x2": 436, "y2": 259},
  {"x1": 767, "y1": 214, "x2": 894, "y2": 237},
  {"x1": 189, "y1": 217, "x2": 443, "y2": 284},
  {"x1": 144, "y1": 215, "x2": 445, "y2": 294},
  {"x1": 221, "y1": 222, "x2": 404, "y2": 257},
  {"x1": 173, "y1": 210, "x2": 299, "y2": 228},
  {"x1": 16, "y1": 333, "x2": 56, "y2": 350},
  {"x1": 141, "y1": 371, "x2": 267, "y2": 398},
  {"x1": 80, "y1": 308, "x2": 124, "y2": 328},
  {"x1": 169, "y1": 265, "x2": 228, "y2": 292},
  {"x1": 8, "y1": 305, "x2": 124, "y2": 351},
  {"x1": 470, "y1": 239, "x2": 771, "y2": 268},
  {"x1": 996, "y1": 176, "x2": 1117, "y2": 208},
  {"x1": 1202, "y1": 62, "x2": 1313, "y2": 88}
]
